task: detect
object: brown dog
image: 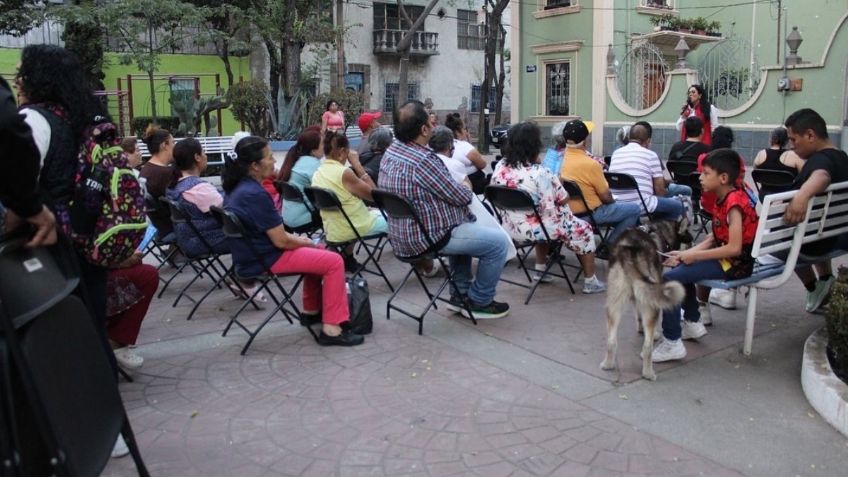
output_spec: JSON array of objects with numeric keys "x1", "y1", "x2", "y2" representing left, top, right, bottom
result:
[{"x1": 601, "y1": 228, "x2": 685, "y2": 381}]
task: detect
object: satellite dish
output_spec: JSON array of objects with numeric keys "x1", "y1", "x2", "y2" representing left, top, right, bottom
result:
[{"x1": 437, "y1": 8, "x2": 447, "y2": 19}]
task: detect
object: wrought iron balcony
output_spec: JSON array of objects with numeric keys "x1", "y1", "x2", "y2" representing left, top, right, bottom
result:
[{"x1": 373, "y1": 29, "x2": 439, "y2": 56}]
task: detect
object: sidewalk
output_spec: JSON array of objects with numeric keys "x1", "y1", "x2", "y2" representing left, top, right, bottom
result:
[{"x1": 103, "y1": 245, "x2": 848, "y2": 476}]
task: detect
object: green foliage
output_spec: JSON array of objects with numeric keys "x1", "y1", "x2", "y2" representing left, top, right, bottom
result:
[
  {"x1": 270, "y1": 87, "x2": 312, "y2": 140},
  {"x1": 131, "y1": 116, "x2": 181, "y2": 137},
  {"x1": 227, "y1": 79, "x2": 272, "y2": 138},
  {"x1": 53, "y1": 1, "x2": 106, "y2": 91},
  {"x1": 0, "y1": 0, "x2": 43, "y2": 37},
  {"x1": 306, "y1": 91, "x2": 364, "y2": 130},
  {"x1": 826, "y1": 267, "x2": 848, "y2": 381},
  {"x1": 169, "y1": 91, "x2": 229, "y2": 137}
]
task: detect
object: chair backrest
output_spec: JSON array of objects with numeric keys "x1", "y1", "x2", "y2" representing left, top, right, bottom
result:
[
  {"x1": 277, "y1": 181, "x2": 306, "y2": 203},
  {"x1": 484, "y1": 185, "x2": 537, "y2": 212},
  {"x1": 371, "y1": 189, "x2": 440, "y2": 254},
  {"x1": 303, "y1": 186, "x2": 342, "y2": 211},
  {"x1": 752, "y1": 168, "x2": 796, "y2": 195},
  {"x1": 161, "y1": 196, "x2": 189, "y2": 224},
  {"x1": 561, "y1": 179, "x2": 596, "y2": 221},
  {"x1": 143, "y1": 192, "x2": 160, "y2": 214},
  {"x1": 209, "y1": 206, "x2": 245, "y2": 240},
  {"x1": 604, "y1": 171, "x2": 653, "y2": 220},
  {"x1": 665, "y1": 160, "x2": 698, "y2": 181}
]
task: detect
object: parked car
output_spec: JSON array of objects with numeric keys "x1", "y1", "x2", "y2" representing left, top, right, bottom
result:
[{"x1": 490, "y1": 124, "x2": 510, "y2": 149}]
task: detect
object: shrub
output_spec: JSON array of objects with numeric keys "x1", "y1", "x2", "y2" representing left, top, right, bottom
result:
[
  {"x1": 131, "y1": 116, "x2": 180, "y2": 137},
  {"x1": 306, "y1": 90, "x2": 365, "y2": 131},
  {"x1": 826, "y1": 266, "x2": 848, "y2": 383},
  {"x1": 227, "y1": 79, "x2": 272, "y2": 138}
]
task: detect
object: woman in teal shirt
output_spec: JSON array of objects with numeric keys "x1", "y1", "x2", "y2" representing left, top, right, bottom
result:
[{"x1": 278, "y1": 128, "x2": 322, "y2": 228}]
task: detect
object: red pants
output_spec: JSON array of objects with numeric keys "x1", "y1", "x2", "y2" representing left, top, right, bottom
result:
[
  {"x1": 107, "y1": 264, "x2": 158, "y2": 346},
  {"x1": 270, "y1": 247, "x2": 349, "y2": 325}
]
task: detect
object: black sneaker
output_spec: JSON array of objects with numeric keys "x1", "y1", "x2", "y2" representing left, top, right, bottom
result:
[
  {"x1": 318, "y1": 329, "x2": 364, "y2": 347},
  {"x1": 461, "y1": 299, "x2": 510, "y2": 320}
]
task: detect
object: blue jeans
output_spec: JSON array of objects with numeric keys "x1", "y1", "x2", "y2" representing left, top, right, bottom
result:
[
  {"x1": 666, "y1": 184, "x2": 692, "y2": 197},
  {"x1": 591, "y1": 201, "x2": 641, "y2": 243},
  {"x1": 652, "y1": 197, "x2": 684, "y2": 221},
  {"x1": 661, "y1": 260, "x2": 726, "y2": 340},
  {"x1": 440, "y1": 222, "x2": 510, "y2": 306}
]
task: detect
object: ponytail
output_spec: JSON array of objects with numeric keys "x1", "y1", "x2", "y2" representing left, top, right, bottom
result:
[{"x1": 221, "y1": 136, "x2": 269, "y2": 193}]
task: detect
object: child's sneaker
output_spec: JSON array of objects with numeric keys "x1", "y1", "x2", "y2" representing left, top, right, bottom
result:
[
  {"x1": 582, "y1": 275, "x2": 606, "y2": 294},
  {"x1": 650, "y1": 339, "x2": 687, "y2": 362},
  {"x1": 709, "y1": 288, "x2": 737, "y2": 310},
  {"x1": 682, "y1": 320, "x2": 708, "y2": 340}
]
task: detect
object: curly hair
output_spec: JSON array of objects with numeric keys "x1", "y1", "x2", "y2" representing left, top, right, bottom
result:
[
  {"x1": 17, "y1": 45, "x2": 102, "y2": 142},
  {"x1": 688, "y1": 84, "x2": 712, "y2": 127},
  {"x1": 502, "y1": 122, "x2": 543, "y2": 168}
]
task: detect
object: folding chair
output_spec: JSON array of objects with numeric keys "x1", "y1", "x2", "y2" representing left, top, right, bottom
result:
[
  {"x1": 276, "y1": 181, "x2": 324, "y2": 238},
  {"x1": 485, "y1": 185, "x2": 576, "y2": 304},
  {"x1": 303, "y1": 186, "x2": 394, "y2": 291},
  {"x1": 371, "y1": 190, "x2": 476, "y2": 334},
  {"x1": 209, "y1": 206, "x2": 313, "y2": 355},
  {"x1": 665, "y1": 161, "x2": 711, "y2": 238},
  {"x1": 604, "y1": 171, "x2": 655, "y2": 222},
  {"x1": 751, "y1": 168, "x2": 795, "y2": 201},
  {"x1": 482, "y1": 194, "x2": 535, "y2": 285},
  {"x1": 162, "y1": 197, "x2": 255, "y2": 321},
  {"x1": 143, "y1": 193, "x2": 182, "y2": 291},
  {"x1": 561, "y1": 178, "x2": 612, "y2": 259}
]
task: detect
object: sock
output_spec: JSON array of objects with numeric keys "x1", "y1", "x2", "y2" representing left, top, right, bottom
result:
[
  {"x1": 584, "y1": 274, "x2": 596, "y2": 282},
  {"x1": 534, "y1": 263, "x2": 546, "y2": 271},
  {"x1": 819, "y1": 274, "x2": 833, "y2": 282},
  {"x1": 803, "y1": 280, "x2": 817, "y2": 292}
]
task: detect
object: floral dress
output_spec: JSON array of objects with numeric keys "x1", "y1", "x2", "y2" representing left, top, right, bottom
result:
[{"x1": 491, "y1": 162, "x2": 596, "y2": 254}]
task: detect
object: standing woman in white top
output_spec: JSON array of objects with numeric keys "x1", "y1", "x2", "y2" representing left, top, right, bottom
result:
[
  {"x1": 444, "y1": 112, "x2": 488, "y2": 194},
  {"x1": 675, "y1": 84, "x2": 719, "y2": 146}
]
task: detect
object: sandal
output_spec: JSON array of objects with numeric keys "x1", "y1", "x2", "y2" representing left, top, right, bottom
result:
[{"x1": 243, "y1": 285, "x2": 269, "y2": 309}]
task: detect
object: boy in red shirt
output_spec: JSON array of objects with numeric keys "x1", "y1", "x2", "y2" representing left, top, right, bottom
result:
[{"x1": 652, "y1": 149, "x2": 759, "y2": 362}]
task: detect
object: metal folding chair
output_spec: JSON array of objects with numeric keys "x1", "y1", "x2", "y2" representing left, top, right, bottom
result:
[
  {"x1": 209, "y1": 206, "x2": 313, "y2": 355},
  {"x1": 484, "y1": 185, "x2": 576, "y2": 304},
  {"x1": 276, "y1": 181, "x2": 324, "y2": 238},
  {"x1": 142, "y1": 193, "x2": 181, "y2": 291},
  {"x1": 604, "y1": 171, "x2": 655, "y2": 222},
  {"x1": 371, "y1": 189, "x2": 476, "y2": 334},
  {"x1": 561, "y1": 178, "x2": 612, "y2": 259},
  {"x1": 303, "y1": 186, "x2": 394, "y2": 291}
]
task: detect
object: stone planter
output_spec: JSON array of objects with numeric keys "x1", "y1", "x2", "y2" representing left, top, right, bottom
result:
[{"x1": 801, "y1": 328, "x2": 848, "y2": 438}]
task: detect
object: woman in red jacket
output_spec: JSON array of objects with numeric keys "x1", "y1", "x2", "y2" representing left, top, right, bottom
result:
[{"x1": 676, "y1": 84, "x2": 719, "y2": 146}]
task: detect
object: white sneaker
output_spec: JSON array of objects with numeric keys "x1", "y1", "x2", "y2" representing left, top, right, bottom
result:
[
  {"x1": 709, "y1": 288, "x2": 737, "y2": 310},
  {"x1": 421, "y1": 260, "x2": 442, "y2": 278},
  {"x1": 111, "y1": 434, "x2": 130, "y2": 458},
  {"x1": 114, "y1": 347, "x2": 144, "y2": 369},
  {"x1": 699, "y1": 303, "x2": 712, "y2": 326},
  {"x1": 650, "y1": 339, "x2": 687, "y2": 362},
  {"x1": 582, "y1": 275, "x2": 606, "y2": 294},
  {"x1": 532, "y1": 265, "x2": 554, "y2": 283},
  {"x1": 682, "y1": 320, "x2": 708, "y2": 340}
]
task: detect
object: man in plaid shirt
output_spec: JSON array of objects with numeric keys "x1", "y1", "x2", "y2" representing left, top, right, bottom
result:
[{"x1": 379, "y1": 101, "x2": 510, "y2": 319}]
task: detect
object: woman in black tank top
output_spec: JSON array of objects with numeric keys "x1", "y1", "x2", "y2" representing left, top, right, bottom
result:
[{"x1": 753, "y1": 127, "x2": 804, "y2": 198}]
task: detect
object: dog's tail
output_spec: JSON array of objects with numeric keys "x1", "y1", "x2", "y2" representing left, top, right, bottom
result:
[{"x1": 634, "y1": 280, "x2": 686, "y2": 310}]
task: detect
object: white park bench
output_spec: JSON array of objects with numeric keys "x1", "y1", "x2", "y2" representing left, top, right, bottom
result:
[
  {"x1": 698, "y1": 181, "x2": 848, "y2": 356},
  {"x1": 137, "y1": 136, "x2": 234, "y2": 166}
]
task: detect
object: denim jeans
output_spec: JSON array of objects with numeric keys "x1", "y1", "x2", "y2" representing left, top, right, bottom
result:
[
  {"x1": 440, "y1": 221, "x2": 510, "y2": 306},
  {"x1": 591, "y1": 201, "x2": 641, "y2": 243},
  {"x1": 652, "y1": 197, "x2": 684, "y2": 221},
  {"x1": 666, "y1": 184, "x2": 692, "y2": 197},
  {"x1": 661, "y1": 260, "x2": 726, "y2": 340}
]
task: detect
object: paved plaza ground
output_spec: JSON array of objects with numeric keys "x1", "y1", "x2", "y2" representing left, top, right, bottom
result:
[{"x1": 102, "y1": 238, "x2": 848, "y2": 477}]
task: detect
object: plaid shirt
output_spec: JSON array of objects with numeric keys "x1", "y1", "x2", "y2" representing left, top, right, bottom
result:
[{"x1": 378, "y1": 139, "x2": 473, "y2": 257}]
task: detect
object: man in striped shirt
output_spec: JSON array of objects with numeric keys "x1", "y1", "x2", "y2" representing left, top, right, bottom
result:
[
  {"x1": 608, "y1": 122, "x2": 683, "y2": 221},
  {"x1": 379, "y1": 101, "x2": 511, "y2": 319}
]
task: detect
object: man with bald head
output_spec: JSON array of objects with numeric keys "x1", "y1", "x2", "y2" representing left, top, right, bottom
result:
[
  {"x1": 379, "y1": 100, "x2": 511, "y2": 319},
  {"x1": 608, "y1": 121, "x2": 683, "y2": 221}
]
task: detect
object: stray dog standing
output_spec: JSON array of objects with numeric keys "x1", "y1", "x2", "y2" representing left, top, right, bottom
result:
[{"x1": 601, "y1": 228, "x2": 685, "y2": 381}]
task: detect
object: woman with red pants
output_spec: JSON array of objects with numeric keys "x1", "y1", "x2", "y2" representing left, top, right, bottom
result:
[
  {"x1": 106, "y1": 252, "x2": 158, "y2": 368},
  {"x1": 222, "y1": 135, "x2": 363, "y2": 346}
]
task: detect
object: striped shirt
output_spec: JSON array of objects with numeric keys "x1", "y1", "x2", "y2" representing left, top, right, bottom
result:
[
  {"x1": 379, "y1": 139, "x2": 474, "y2": 257},
  {"x1": 608, "y1": 142, "x2": 663, "y2": 213}
]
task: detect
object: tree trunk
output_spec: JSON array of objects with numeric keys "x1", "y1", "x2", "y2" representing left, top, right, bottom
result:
[
  {"x1": 220, "y1": 40, "x2": 234, "y2": 88},
  {"x1": 335, "y1": 0, "x2": 345, "y2": 92},
  {"x1": 494, "y1": 23, "x2": 506, "y2": 126},
  {"x1": 263, "y1": 35, "x2": 281, "y2": 120},
  {"x1": 282, "y1": 40, "x2": 302, "y2": 99},
  {"x1": 396, "y1": 0, "x2": 439, "y2": 109}
]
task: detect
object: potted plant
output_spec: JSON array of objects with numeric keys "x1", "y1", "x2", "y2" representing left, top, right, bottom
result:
[
  {"x1": 707, "y1": 20, "x2": 722, "y2": 37},
  {"x1": 826, "y1": 267, "x2": 848, "y2": 384},
  {"x1": 691, "y1": 17, "x2": 709, "y2": 36},
  {"x1": 677, "y1": 18, "x2": 692, "y2": 34}
]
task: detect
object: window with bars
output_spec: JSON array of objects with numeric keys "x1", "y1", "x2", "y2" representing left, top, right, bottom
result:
[
  {"x1": 457, "y1": 10, "x2": 485, "y2": 50},
  {"x1": 545, "y1": 62, "x2": 570, "y2": 116},
  {"x1": 470, "y1": 85, "x2": 497, "y2": 113},
  {"x1": 373, "y1": 2, "x2": 425, "y2": 31},
  {"x1": 544, "y1": 0, "x2": 572, "y2": 10},
  {"x1": 384, "y1": 83, "x2": 419, "y2": 112}
]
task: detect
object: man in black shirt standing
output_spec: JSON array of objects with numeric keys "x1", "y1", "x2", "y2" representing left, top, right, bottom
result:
[
  {"x1": 0, "y1": 76, "x2": 56, "y2": 247},
  {"x1": 783, "y1": 108, "x2": 848, "y2": 312}
]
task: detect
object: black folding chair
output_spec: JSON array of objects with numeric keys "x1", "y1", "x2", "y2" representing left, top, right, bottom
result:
[
  {"x1": 371, "y1": 190, "x2": 476, "y2": 334},
  {"x1": 485, "y1": 185, "x2": 576, "y2": 304},
  {"x1": 142, "y1": 193, "x2": 182, "y2": 291},
  {"x1": 303, "y1": 186, "x2": 394, "y2": 291},
  {"x1": 752, "y1": 168, "x2": 796, "y2": 201},
  {"x1": 604, "y1": 171, "x2": 655, "y2": 222},
  {"x1": 0, "y1": 232, "x2": 149, "y2": 476},
  {"x1": 276, "y1": 181, "x2": 324, "y2": 238},
  {"x1": 209, "y1": 206, "x2": 313, "y2": 354},
  {"x1": 561, "y1": 178, "x2": 612, "y2": 259},
  {"x1": 162, "y1": 197, "x2": 255, "y2": 321}
]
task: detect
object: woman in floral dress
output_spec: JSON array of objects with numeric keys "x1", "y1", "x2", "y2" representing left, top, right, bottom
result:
[{"x1": 491, "y1": 122, "x2": 606, "y2": 294}]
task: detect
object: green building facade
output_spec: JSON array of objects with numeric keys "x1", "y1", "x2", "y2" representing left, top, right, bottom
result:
[{"x1": 512, "y1": 0, "x2": 848, "y2": 160}]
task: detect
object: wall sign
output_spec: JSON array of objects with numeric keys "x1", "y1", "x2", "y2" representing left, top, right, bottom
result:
[{"x1": 526, "y1": 65, "x2": 537, "y2": 73}]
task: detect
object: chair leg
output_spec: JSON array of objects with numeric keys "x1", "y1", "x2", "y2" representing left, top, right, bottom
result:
[
  {"x1": 121, "y1": 417, "x2": 150, "y2": 477},
  {"x1": 743, "y1": 287, "x2": 758, "y2": 356}
]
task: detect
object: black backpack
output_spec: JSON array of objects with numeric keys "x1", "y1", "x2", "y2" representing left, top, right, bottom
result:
[{"x1": 347, "y1": 276, "x2": 373, "y2": 335}]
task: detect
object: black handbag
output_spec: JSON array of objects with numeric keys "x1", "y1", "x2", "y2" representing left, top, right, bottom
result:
[{"x1": 347, "y1": 276, "x2": 373, "y2": 335}]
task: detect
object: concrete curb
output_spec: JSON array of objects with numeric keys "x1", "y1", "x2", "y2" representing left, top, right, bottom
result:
[{"x1": 801, "y1": 327, "x2": 848, "y2": 438}]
